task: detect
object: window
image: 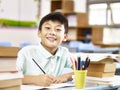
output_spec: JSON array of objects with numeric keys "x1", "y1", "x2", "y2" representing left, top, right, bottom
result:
[{"x1": 87, "y1": 0, "x2": 120, "y2": 28}]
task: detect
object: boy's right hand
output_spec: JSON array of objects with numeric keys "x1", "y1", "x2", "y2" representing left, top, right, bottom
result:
[{"x1": 33, "y1": 74, "x2": 55, "y2": 86}]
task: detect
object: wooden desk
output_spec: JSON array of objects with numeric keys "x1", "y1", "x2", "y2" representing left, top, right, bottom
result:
[
  {"x1": 0, "y1": 46, "x2": 19, "y2": 58},
  {"x1": 93, "y1": 42, "x2": 120, "y2": 48},
  {"x1": 21, "y1": 81, "x2": 120, "y2": 90}
]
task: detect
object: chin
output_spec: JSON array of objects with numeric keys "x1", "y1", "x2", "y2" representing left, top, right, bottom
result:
[{"x1": 48, "y1": 44, "x2": 58, "y2": 48}]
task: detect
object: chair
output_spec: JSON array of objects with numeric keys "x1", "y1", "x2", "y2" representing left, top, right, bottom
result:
[
  {"x1": 19, "y1": 42, "x2": 37, "y2": 48},
  {"x1": 0, "y1": 42, "x2": 12, "y2": 46}
]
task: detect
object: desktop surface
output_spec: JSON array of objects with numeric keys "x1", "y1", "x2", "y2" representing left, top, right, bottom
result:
[{"x1": 21, "y1": 80, "x2": 120, "y2": 90}]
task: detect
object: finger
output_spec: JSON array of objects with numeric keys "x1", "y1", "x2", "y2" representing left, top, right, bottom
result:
[
  {"x1": 48, "y1": 74, "x2": 55, "y2": 79},
  {"x1": 45, "y1": 75, "x2": 55, "y2": 84},
  {"x1": 53, "y1": 79, "x2": 61, "y2": 83}
]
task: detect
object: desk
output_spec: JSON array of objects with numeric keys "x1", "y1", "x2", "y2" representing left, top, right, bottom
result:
[
  {"x1": 21, "y1": 81, "x2": 120, "y2": 90},
  {"x1": 0, "y1": 46, "x2": 19, "y2": 58},
  {"x1": 21, "y1": 53, "x2": 120, "y2": 90},
  {"x1": 93, "y1": 42, "x2": 120, "y2": 48}
]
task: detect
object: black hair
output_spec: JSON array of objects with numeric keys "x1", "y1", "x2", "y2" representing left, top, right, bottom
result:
[{"x1": 38, "y1": 12, "x2": 68, "y2": 34}]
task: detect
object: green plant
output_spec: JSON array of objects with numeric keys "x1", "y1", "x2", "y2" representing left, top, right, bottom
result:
[{"x1": 0, "y1": 18, "x2": 37, "y2": 27}]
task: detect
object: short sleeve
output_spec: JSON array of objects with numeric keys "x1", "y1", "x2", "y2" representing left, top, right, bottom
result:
[{"x1": 16, "y1": 50, "x2": 26, "y2": 74}]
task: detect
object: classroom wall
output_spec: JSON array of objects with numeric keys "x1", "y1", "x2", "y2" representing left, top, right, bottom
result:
[
  {"x1": 0, "y1": 27, "x2": 39, "y2": 47},
  {"x1": 0, "y1": 0, "x2": 37, "y2": 21},
  {"x1": 0, "y1": 0, "x2": 120, "y2": 47}
]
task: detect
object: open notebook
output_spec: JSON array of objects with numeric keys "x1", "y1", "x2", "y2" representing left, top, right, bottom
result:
[{"x1": 21, "y1": 82, "x2": 74, "y2": 90}]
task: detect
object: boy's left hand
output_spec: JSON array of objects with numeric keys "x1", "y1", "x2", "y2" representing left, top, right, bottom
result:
[
  {"x1": 53, "y1": 75, "x2": 67, "y2": 83},
  {"x1": 53, "y1": 72, "x2": 73, "y2": 84}
]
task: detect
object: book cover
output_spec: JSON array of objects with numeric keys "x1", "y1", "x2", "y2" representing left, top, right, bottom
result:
[
  {"x1": 0, "y1": 85, "x2": 20, "y2": 90},
  {"x1": 0, "y1": 72, "x2": 23, "y2": 89},
  {"x1": 88, "y1": 63, "x2": 116, "y2": 72},
  {"x1": 77, "y1": 53, "x2": 119, "y2": 63},
  {"x1": 0, "y1": 79, "x2": 21, "y2": 89},
  {"x1": 0, "y1": 58, "x2": 17, "y2": 73},
  {"x1": 87, "y1": 71, "x2": 115, "y2": 77},
  {"x1": 86, "y1": 75, "x2": 120, "y2": 86}
]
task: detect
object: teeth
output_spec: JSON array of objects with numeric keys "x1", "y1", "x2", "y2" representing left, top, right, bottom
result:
[{"x1": 47, "y1": 37, "x2": 56, "y2": 41}]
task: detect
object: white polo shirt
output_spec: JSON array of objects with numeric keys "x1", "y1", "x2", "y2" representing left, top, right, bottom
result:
[{"x1": 16, "y1": 43, "x2": 72, "y2": 76}]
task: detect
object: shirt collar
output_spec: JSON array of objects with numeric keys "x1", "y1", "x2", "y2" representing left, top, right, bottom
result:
[
  {"x1": 55, "y1": 47, "x2": 61, "y2": 58},
  {"x1": 39, "y1": 43, "x2": 61, "y2": 59}
]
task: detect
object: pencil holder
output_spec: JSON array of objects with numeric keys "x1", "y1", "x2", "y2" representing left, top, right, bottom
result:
[{"x1": 74, "y1": 70, "x2": 87, "y2": 89}]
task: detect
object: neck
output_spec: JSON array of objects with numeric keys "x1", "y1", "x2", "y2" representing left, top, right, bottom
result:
[{"x1": 41, "y1": 43, "x2": 57, "y2": 55}]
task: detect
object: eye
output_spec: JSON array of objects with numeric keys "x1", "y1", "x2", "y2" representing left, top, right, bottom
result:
[
  {"x1": 56, "y1": 28, "x2": 62, "y2": 32},
  {"x1": 45, "y1": 26, "x2": 50, "y2": 30}
]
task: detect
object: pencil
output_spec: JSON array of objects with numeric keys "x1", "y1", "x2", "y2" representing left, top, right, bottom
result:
[
  {"x1": 32, "y1": 58, "x2": 46, "y2": 74},
  {"x1": 70, "y1": 56, "x2": 76, "y2": 70},
  {"x1": 77, "y1": 57, "x2": 81, "y2": 70}
]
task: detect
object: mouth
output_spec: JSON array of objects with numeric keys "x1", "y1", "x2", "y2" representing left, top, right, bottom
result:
[{"x1": 47, "y1": 37, "x2": 57, "y2": 42}]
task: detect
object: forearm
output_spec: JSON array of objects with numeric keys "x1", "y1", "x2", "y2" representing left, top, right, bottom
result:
[
  {"x1": 22, "y1": 75, "x2": 38, "y2": 85},
  {"x1": 22, "y1": 74, "x2": 55, "y2": 86}
]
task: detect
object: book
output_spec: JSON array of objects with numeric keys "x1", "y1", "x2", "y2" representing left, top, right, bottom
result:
[
  {"x1": 87, "y1": 71, "x2": 115, "y2": 77},
  {"x1": 0, "y1": 72, "x2": 23, "y2": 80},
  {"x1": 72, "y1": 75, "x2": 120, "y2": 86},
  {"x1": 0, "y1": 72, "x2": 23, "y2": 90},
  {"x1": 86, "y1": 54, "x2": 117, "y2": 77},
  {"x1": 0, "y1": 78, "x2": 22, "y2": 88},
  {"x1": 0, "y1": 59, "x2": 17, "y2": 73},
  {"x1": 88, "y1": 63, "x2": 116, "y2": 72},
  {"x1": 86, "y1": 75, "x2": 120, "y2": 86},
  {"x1": 0, "y1": 85, "x2": 20, "y2": 90},
  {"x1": 76, "y1": 53, "x2": 119, "y2": 63},
  {"x1": 90, "y1": 55, "x2": 117, "y2": 64}
]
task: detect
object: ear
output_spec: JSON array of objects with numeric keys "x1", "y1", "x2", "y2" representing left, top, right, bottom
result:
[
  {"x1": 38, "y1": 30, "x2": 41, "y2": 37},
  {"x1": 63, "y1": 34, "x2": 68, "y2": 42}
]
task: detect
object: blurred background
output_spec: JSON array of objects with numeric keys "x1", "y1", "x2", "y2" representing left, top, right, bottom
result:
[{"x1": 0, "y1": 0, "x2": 120, "y2": 53}]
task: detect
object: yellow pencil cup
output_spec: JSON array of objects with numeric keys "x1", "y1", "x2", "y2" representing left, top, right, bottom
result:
[{"x1": 74, "y1": 70, "x2": 87, "y2": 89}]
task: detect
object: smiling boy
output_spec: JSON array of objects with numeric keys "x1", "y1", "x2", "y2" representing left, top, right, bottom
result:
[{"x1": 16, "y1": 12, "x2": 73, "y2": 86}]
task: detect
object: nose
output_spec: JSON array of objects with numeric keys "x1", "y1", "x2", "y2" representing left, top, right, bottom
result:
[{"x1": 49, "y1": 29, "x2": 56, "y2": 35}]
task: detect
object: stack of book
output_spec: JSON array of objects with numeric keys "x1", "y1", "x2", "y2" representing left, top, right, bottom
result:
[
  {"x1": 86, "y1": 75, "x2": 120, "y2": 86},
  {"x1": 0, "y1": 71, "x2": 23, "y2": 90},
  {"x1": 87, "y1": 56, "x2": 117, "y2": 78},
  {"x1": 0, "y1": 46, "x2": 22, "y2": 90}
]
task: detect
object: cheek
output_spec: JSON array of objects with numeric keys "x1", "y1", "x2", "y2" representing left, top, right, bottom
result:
[
  {"x1": 59, "y1": 34, "x2": 66, "y2": 41},
  {"x1": 38, "y1": 32, "x2": 44, "y2": 39},
  {"x1": 39, "y1": 31, "x2": 47, "y2": 36}
]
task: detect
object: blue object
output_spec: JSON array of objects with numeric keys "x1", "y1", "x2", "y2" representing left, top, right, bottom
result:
[
  {"x1": 0, "y1": 42, "x2": 12, "y2": 46},
  {"x1": 20, "y1": 42, "x2": 36, "y2": 48}
]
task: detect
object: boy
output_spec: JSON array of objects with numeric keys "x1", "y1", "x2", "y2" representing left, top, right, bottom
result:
[{"x1": 16, "y1": 12, "x2": 73, "y2": 86}]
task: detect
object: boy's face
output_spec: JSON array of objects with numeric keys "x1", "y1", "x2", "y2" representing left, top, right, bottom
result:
[{"x1": 38, "y1": 20, "x2": 68, "y2": 50}]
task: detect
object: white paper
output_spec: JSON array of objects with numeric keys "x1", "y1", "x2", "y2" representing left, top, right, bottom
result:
[
  {"x1": 74, "y1": 53, "x2": 119, "y2": 62},
  {"x1": 0, "y1": 71, "x2": 23, "y2": 80},
  {"x1": 86, "y1": 75, "x2": 120, "y2": 86},
  {"x1": 21, "y1": 82, "x2": 74, "y2": 90},
  {"x1": 21, "y1": 85, "x2": 45, "y2": 90}
]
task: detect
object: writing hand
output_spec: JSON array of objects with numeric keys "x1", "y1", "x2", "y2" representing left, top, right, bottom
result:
[
  {"x1": 53, "y1": 72, "x2": 73, "y2": 84},
  {"x1": 33, "y1": 74, "x2": 55, "y2": 86}
]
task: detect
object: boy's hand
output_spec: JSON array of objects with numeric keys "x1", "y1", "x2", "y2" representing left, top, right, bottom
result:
[
  {"x1": 31, "y1": 74, "x2": 55, "y2": 86},
  {"x1": 53, "y1": 76, "x2": 67, "y2": 83},
  {"x1": 22, "y1": 74, "x2": 55, "y2": 86},
  {"x1": 23, "y1": 73, "x2": 73, "y2": 86},
  {"x1": 53, "y1": 72, "x2": 73, "y2": 84}
]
